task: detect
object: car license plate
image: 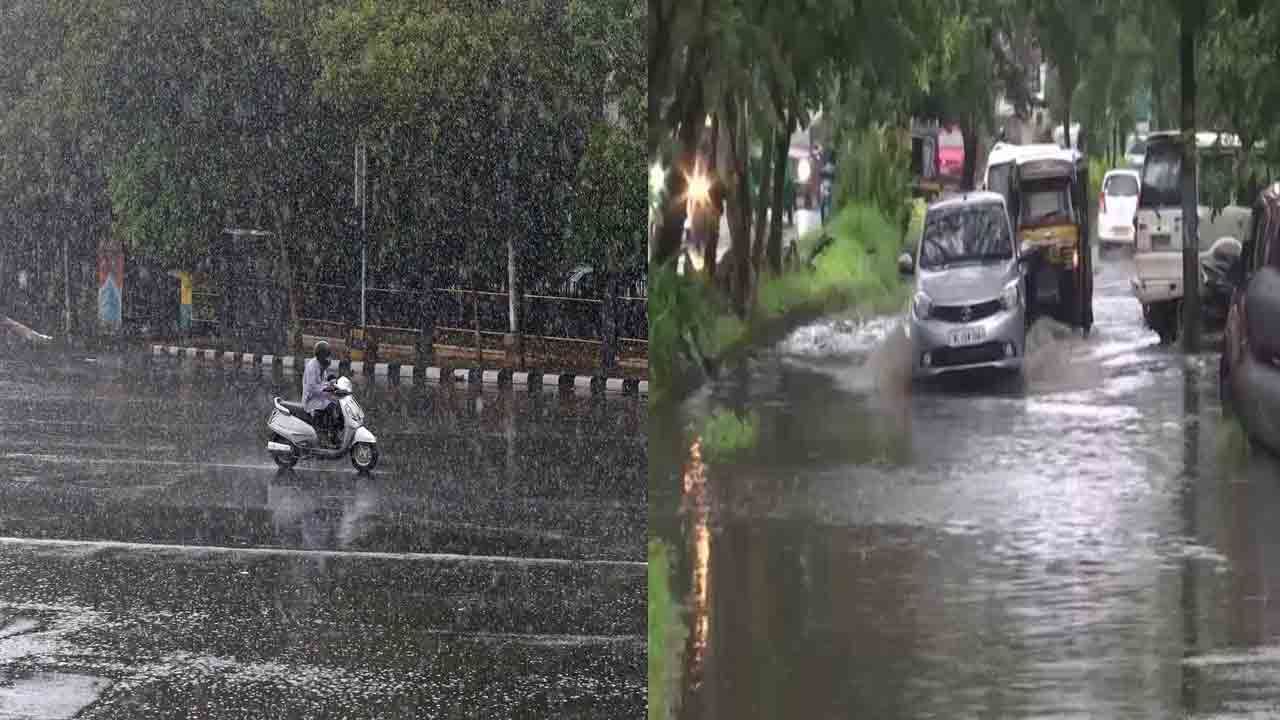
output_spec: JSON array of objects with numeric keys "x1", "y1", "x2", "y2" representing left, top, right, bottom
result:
[
  {"x1": 1112, "y1": 226, "x2": 1131, "y2": 235},
  {"x1": 1151, "y1": 233, "x2": 1171, "y2": 249},
  {"x1": 948, "y1": 327, "x2": 985, "y2": 347}
]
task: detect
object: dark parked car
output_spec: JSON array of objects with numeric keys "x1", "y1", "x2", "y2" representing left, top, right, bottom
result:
[{"x1": 1221, "y1": 182, "x2": 1280, "y2": 454}]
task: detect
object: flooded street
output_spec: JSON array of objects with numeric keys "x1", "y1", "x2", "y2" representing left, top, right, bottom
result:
[
  {"x1": 652, "y1": 254, "x2": 1280, "y2": 718},
  {"x1": 0, "y1": 355, "x2": 645, "y2": 717}
]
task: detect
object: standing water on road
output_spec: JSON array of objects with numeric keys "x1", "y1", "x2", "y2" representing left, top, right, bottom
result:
[
  {"x1": 652, "y1": 255, "x2": 1280, "y2": 718},
  {"x1": 0, "y1": 354, "x2": 646, "y2": 717}
]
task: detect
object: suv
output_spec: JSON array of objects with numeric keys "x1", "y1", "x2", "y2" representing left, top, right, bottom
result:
[
  {"x1": 1221, "y1": 183, "x2": 1280, "y2": 454},
  {"x1": 1132, "y1": 131, "x2": 1250, "y2": 343},
  {"x1": 898, "y1": 192, "x2": 1026, "y2": 379}
]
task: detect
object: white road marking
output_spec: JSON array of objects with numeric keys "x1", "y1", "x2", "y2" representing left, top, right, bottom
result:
[{"x1": 0, "y1": 536, "x2": 646, "y2": 569}]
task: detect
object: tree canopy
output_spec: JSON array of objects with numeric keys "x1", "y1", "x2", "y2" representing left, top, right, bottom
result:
[{"x1": 0, "y1": 0, "x2": 644, "y2": 315}]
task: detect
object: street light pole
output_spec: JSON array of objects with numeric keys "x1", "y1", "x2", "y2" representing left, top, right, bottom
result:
[{"x1": 355, "y1": 141, "x2": 367, "y2": 331}]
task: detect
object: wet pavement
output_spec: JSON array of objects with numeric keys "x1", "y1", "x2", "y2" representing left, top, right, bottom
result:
[
  {"x1": 0, "y1": 353, "x2": 645, "y2": 717},
  {"x1": 652, "y1": 252, "x2": 1280, "y2": 719}
]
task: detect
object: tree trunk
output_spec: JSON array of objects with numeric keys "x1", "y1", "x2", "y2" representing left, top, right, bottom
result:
[
  {"x1": 501, "y1": 77, "x2": 523, "y2": 367},
  {"x1": 767, "y1": 120, "x2": 788, "y2": 274},
  {"x1": 415, "y1": 271, "x2": 436, "y2": 365},
  {"x1": 600, "y1": 267, "x2": 617, "y2": 371},
  {"x1": 704, "y1": 112, "x2": 720, "y2": 284},
  {"x1": 654, "y1": 74, "x2": 705, "y2": 268},
  {"x1": 276, "y1": 226, "x2": 300, "y2": 352},
  {"x1": 1061, "y1": 104, "x2": 1071, "y2": 150},
  {"x1": 1180, "y1": 16, "x2": 1199, "y2": 352},
  {"x1": 1152, "y1": 62, "x2": 1165, "y2": 130},
  {"x1": 752, "y1": 133, "x2": 773, "y2": 275},
  {"x1": 960, "y1": 120, "x2": 979, "y2": 191},
  {"x1": 723, "y1": 92, "x2": 752, "y2": 316}
]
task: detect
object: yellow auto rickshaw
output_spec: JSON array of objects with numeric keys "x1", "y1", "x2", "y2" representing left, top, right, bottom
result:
[{"x1": 999, "y1": 147, "x2": 1094, "y2": 333}]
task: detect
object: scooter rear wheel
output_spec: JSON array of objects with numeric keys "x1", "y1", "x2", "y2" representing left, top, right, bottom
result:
[
  {"x1": 351, "y1": 442, "x2": 378, "y2": 473},
  {"x1": 271, "y1": 433, "x2": 300, "y2": 469}
]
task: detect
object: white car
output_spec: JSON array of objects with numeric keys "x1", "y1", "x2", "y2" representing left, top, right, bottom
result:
[{"x1": 1097, "y1": 169, "x2": 1140, "y2": 248}]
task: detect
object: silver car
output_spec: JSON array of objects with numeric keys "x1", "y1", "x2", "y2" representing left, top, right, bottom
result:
[{"x1": 899, "y1": 193, "x2": 1027, "y2": 379}]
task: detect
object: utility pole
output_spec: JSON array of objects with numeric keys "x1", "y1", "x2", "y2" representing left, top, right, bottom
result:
[
  {"x1": 355, "y1": 141, "x2": 368, "y2": 331},
  {"x1": 1180, "y1": 11, "x2": 1200, "y2": 353}
]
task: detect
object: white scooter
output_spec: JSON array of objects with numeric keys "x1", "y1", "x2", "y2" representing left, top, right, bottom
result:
[{"x1": 266, "y1": 376, "x2": 379, "y2": 472}]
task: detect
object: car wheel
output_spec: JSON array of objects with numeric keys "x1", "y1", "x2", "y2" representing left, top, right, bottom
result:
[{"x1": 1151, "y1": 302, "x2": 1179, "y2": 345}]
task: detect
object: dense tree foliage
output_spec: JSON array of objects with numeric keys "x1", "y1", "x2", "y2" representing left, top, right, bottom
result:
[{"x1": 0, "y1": 0, "x2": 643, "y2": 333}]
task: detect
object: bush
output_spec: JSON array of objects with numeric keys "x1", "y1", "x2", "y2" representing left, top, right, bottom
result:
[
  {"x1": 651, "y1": 203, "x2": 906, "y2": 403},
  {"x1": 700, "y1": 409, "x2": 759, "y2": 462},
  {"x1": 1088, "y1": 155, "x2": 1109, "y2": 205},
  {"x1": 768, "y1": 202, "x2": 906, "y2": 317},
  {"x1": 905, "y1": 198, "x2": 927, "y2": 252},
  {"x1": 833, "y1": 126, "x2": 912, "y2": 235},
  {"x1": 649, "y1": 263, "x2": 743, "y2": 399}
]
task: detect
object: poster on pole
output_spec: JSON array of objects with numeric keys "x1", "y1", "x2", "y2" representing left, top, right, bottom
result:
[{"x1": 97, "y1": 235, "x2": 124, "y2": 332}]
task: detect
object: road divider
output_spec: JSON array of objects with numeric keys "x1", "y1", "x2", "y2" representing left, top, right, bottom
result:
[{"x1": 151, "y1": 344, "x2": 648, "y2": 398}]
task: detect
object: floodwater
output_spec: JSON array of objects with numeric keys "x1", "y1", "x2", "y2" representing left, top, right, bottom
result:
[
  {"x1": 0, "y1": 353, "x2": 645, "y2": 717},
  {"x1": 651, "y1": 254, "x2": 1280, "y2": 719}
]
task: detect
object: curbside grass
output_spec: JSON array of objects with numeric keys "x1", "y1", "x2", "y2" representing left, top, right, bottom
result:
[{"x1": 648, "y1": 539, "x2": 685, "y2": 720}]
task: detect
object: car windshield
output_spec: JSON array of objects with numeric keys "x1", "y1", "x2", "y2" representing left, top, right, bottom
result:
[
  {"x1": 1128, "y1": 139, "x2": 1147, "y2": 155},
  {"x1": 986, "y1": 163, "x2": 1013, "y2": 205},
  {"x1": 920, "y1": 203, "x2": 1012, "y2": 270},
  {"x1": 1105, "y1": 174, "x2": 1139, "y2": 196},
  {"x1": 1019, "y1": 180, "x2": 1072, "y2": 225},
  {"x1": 1139, "y1": 142, "x2": 1181, "y2": 207}
]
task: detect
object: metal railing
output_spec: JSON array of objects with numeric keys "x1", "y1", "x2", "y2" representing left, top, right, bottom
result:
[
  {"x1": 127, "y1": 276, "x2": 647, "y2": 368},
  {"x1": 296, "y1": 282, "x2": 647, "y2": 345}
]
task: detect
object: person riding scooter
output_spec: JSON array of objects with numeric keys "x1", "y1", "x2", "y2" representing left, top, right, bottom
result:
[{"x1": 303, "y1": 341, "x2": 341, "y2": 445}]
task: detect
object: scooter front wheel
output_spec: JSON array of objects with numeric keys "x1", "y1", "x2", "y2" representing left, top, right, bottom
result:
[{"x1": 351, "y1": 442, "x2": 378, "y2": 473}]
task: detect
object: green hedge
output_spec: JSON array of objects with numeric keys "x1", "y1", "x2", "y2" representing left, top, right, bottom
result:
[
  {"x1": 651, "y1": 202, "x2": 906, "y2": 403},
  {"x1": 766, "y1": 202, "x2": 907, "y2": 318}
]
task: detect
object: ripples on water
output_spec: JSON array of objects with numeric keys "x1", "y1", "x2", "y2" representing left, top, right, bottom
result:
[{"x1": 662, "y1": 258, "x2": 1280, "y2": 719}]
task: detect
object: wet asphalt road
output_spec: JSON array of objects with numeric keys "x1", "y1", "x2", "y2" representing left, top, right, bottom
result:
[
  {"x1": 653, "y1": 252, "x2": 1280, "y2": 719},
  {"x1": 0, "y1": 354, "x2": 645, "y2": 718}
]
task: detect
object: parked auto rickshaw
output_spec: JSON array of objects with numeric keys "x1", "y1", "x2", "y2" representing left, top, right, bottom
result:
[{"x1": 989, "y1": 146, "x2": 1093, "y2": 333}]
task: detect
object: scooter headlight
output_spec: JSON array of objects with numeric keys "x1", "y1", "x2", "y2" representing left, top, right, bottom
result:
[
  {"x1": 1000, "y1": 279, "x2": 1020, "y2": 310},
  {"x1": 912, "y1": 291, "x2": 933, "y2": 319}
]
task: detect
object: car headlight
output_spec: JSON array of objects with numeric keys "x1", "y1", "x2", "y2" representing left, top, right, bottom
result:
[
  {"x1": 1000, "y1": 280, "x2": 1020, "y2": 310},
  {"x1": 912, "y1": 291, "x2": 933, "y2": 319}
]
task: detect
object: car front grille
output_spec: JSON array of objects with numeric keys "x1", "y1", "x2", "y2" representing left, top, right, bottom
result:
[
  {"x1": 932, "y1": 299, "x2": 1003, "y2": 324},
  {"x1": 930, "y1": 342, "x2": 1009, "y2": 368}
]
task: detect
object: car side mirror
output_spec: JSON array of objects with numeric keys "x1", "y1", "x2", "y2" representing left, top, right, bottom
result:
[{"x1": 897, "y1": 252, "x2": 915, "y2": 275}]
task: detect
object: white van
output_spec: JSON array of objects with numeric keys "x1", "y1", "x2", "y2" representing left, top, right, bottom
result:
[{"x1": 1132, "y1": 131, "x2": 1251, "y2": 343}]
